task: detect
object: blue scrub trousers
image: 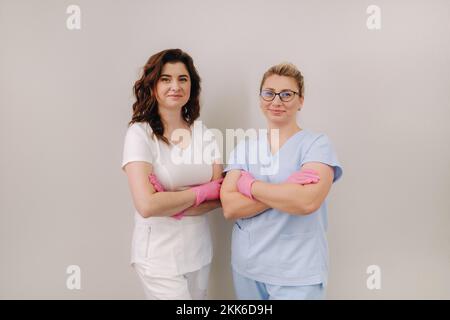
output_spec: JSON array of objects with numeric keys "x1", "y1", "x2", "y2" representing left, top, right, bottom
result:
[{"x1": 232, "y1": 270, "x2": 326, "y2": 300}]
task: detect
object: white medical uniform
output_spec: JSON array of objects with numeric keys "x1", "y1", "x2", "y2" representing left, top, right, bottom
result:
[{"x1": 121, "y1": 120, "x2": 221, "y2": 299}]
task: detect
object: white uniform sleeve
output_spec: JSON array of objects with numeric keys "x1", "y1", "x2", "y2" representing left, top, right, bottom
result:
[{"x1": 121, "y1": 123, "x2": 154, "y2": 171}]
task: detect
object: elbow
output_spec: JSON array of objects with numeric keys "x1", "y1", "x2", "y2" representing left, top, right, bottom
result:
[
  {"x1": 220, "y1": 197, "x2": 236, "y2": 220},
  {"x1": 286, "y1": 199, "x2": 319, "y2": 216},
  {"x1": 136, "y1": 207, "x2": 151, "y2": 219},
  {"x1": 220, "y1": 191, "x2": 234, "y2": 220},
  {"x1": 223, "y1": 207, "x2": 236, "y2": 220},
  {"x1": 221, "y1": 202, "x2": 236, "y2": 220},
  {"x1": 132, "y1": 192, "x2": 163, "y2": 218},
  {"x1": 136, "y1": 202, "x2": 157, "y2": 218},
  {"x1": 299, "y1": 200, "x2": 321, "y2": 215}
]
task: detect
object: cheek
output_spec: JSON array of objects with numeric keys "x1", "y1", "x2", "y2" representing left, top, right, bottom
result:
[
  {"x1": 259, "y1": 100, "x2": 270, "y2": 110},
  {"x1": 286, "y1": 104, "x2": 297, "y2": 114},
  {"x1": 183, "y1": 83, "x2": 191, "y2": 99},
  {"x1": 286, "y1": 100, "x2": 300, "y2": 110},
  {"x1": 155, "y1": 84, "x2": 166, "y2": 98}
]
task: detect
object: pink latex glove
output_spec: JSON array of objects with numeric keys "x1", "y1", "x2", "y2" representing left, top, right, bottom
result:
[
  {"x1": 190, "y1": 178, "x2": 224, "y2": 207},
  {"x1": 286, "y1": 168, "x2": 320, "y2": 185},
  {"x1": 236, "y1": 171, "x2": 256, "y2": 199},
  {"x1": 148, "y1": 174, "x2": 184, "y2": 220},
  {"x1": 148, "y1": 173, "x2": 164, "y2": 192},
  {"x1": 171, "y1": 211, "x2": 185, "y2": 220}
]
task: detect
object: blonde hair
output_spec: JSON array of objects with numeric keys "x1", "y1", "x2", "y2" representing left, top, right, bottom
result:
[{"x1": 259, "y1": 62, "x2": 304, "y2": 98}]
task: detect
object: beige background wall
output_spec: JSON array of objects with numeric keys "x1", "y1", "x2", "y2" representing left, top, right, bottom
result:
[{"x1": 1, "y1": 0, "x2": 449, "y2": 299}]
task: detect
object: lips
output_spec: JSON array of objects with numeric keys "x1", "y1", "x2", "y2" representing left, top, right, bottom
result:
[{"x1": 269, "y1": 109, "x2": 285, "y2": 115}]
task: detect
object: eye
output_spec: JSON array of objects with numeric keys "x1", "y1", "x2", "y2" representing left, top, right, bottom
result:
[
  {"x1": 160, "y1": 77, "x2": 171, "y2": 83},
  {"x1": 261, "y1": 90, "x2": 275, "y2": 98},
  {"x1": 280, "y1": 91, "x2": 293, "y2": 99},
  {"x1": 179, "y1": 77, "x2": 189, "y2": 82}
]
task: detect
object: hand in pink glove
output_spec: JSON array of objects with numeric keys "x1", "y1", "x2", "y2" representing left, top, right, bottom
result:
[
  {"x1": 148, "y1": 173, "x2": 164, "y2": 192},
  {"x1": 190, "y1": 178, "x2": 224, "y2": 207},
  {"x1": 286, "y1": 168, "x2": 320, "y2": 185},
  {"x1": 237, "y1": 171, "x2": 256, "y2": 199},
  {"x1": 148, "y1": 173, "x2": 184, "y2": 220}
]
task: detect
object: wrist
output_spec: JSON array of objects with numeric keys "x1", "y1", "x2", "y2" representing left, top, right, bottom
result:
[
  {"x1": 249, "y1": 179, "x2": 259, "y2": 199},
  {"x1": 185, "y1": 188, "x2": 198, "y2": 206}
]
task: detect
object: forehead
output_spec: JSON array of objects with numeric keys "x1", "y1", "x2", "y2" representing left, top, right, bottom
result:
[
  {"x1": 161, "y1": 62, "x2": 189, "y2": 76},
  {"x1": 263, "y1": 74, "x2": 297, "y2": 90}
]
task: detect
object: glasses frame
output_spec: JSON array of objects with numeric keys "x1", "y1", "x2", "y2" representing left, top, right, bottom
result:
[{"x1": 260, "y1": 89, "x2": 300, "y2": 102}]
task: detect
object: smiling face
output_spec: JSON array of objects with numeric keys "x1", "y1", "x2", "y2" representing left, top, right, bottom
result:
[
  {"x1": 260, "y1": 74, "x2": 304, "y2": 126},
  {"x1": 155, "y1": 62, "x2": 191, "y2": 111}
]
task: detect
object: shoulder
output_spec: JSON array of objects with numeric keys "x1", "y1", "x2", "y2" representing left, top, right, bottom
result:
[
  {"x1": 127, "y1": 121, "x2": 152, "y2": 134},
  {"x1": 123, "y1": 122, "x2": 157, "y2": 150},
  {"x1": 125, "y1": 122, "x2": 153, "y2": 139},
  {"x1": 299, "y1": 129, "x2": 333, "y2": 148},
  {"x1": 301, "y1": 129, "x2": 327, "y2": 141}
]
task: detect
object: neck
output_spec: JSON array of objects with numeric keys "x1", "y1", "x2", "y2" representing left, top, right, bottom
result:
[
  {"x1": 267, "y1": 121, "x2": 301, "y2": 140},
  {"x1": 158, "y1": 107, "x2": 187, "y2": 132}
]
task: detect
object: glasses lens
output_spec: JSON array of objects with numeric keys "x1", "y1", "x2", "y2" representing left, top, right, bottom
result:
[
  {"x1": 280, "y1": 91, "x2": 294, "y2": 102},
  {"x1": 261, "y1": 90, "x2": 275, "y2": 101}
]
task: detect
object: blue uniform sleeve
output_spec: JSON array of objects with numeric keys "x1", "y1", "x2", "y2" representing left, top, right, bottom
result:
[
  {"x1": 301, "y1": 134, "x2": 343, "y2": 183},
  {"x1": 223, "y1": 139, "x2": 249, "y2": 173}
]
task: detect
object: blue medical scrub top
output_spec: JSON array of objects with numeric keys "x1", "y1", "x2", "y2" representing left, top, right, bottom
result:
[{"x1": 223, "y1": 129, "x2": 343, "y2": 286}]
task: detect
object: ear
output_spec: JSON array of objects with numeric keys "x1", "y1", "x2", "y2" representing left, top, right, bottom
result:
[{"x1": 298, "y1": 96, "x2": 304, "y2": 111}]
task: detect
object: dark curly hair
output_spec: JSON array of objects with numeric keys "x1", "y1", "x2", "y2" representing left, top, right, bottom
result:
[{"x1": 129, "y1": 49, "x2": 201, "y2": 144}]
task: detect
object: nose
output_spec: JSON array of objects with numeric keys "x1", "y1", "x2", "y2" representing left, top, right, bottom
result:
[
  {"x1": 170, "y1": 80, "x2": 182, "y2": 92},
  {"x1": 271, "y1": 94, "x2": 283, "y2": 106}
]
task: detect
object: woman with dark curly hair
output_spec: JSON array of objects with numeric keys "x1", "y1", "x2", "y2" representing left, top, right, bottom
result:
[{"x1": 121, "y1": 49, "x2": 223, "y2": 299}]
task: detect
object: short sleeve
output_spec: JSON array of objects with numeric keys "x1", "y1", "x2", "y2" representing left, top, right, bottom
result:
[
  {"x1": 223, "y1": 138, "x2": 248, "y2": 173},
  {"x1": 121, "y1": 123, "x2": 154, "y2": 171},
  {"x1": 301, "y1": 134, "x2": 343, "y2": 183}
]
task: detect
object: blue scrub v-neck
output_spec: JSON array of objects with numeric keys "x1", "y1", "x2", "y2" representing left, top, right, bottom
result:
[{"x1": 263, "y1": 129, "x2": 306, "y2": 157}]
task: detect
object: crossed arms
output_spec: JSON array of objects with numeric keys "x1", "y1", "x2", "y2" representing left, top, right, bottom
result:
[{"x1": 220, "y1": 162, "x2": 334, "y2": 220}]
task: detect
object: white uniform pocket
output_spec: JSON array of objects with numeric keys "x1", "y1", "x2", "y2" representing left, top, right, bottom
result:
[{"x1": 132, "y1": 224, "x2": 153, "y2": 260}]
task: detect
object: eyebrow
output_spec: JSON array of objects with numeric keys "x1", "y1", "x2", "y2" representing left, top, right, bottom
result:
[
  {"x1": 262, "y1": 87, "x2": 295, "y2": 91},
  {"x1": 160, "y1": 74, "x2": 189, "y2": 78}
]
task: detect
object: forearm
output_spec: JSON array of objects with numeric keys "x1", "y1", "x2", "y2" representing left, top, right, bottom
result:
[
  {"x1": 251, "y1": 181, "x2": 314, "y2": 215},
  {"x1": 144, "y1": 189, "x2": 196, "y2": 217},
  {"x1": 183, "y1": 200, "x2": 222, "y2": 217},
  {"x1": 222, "y1": 191, "x2": 270, "y2": 220}
]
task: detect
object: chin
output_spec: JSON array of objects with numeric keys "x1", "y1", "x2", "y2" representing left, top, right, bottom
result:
[
  {"x1": 267, "y1": 116, "x2": 292, "y2": 128},
  {"x1": 266, "y1": 113, "x2": 285, "y2": 122},
  {"x1": 165, "y1": 102, "x2": 186, "y2": 110}
]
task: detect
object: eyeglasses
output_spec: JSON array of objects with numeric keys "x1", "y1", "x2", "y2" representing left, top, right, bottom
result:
[{"x1": 260, "y1": 89, "x2": 299, "y2": 102}]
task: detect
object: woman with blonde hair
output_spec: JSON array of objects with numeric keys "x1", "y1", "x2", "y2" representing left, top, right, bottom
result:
[{"x1": 221, "y1": 62, "x2": 343, "y2": 300}]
